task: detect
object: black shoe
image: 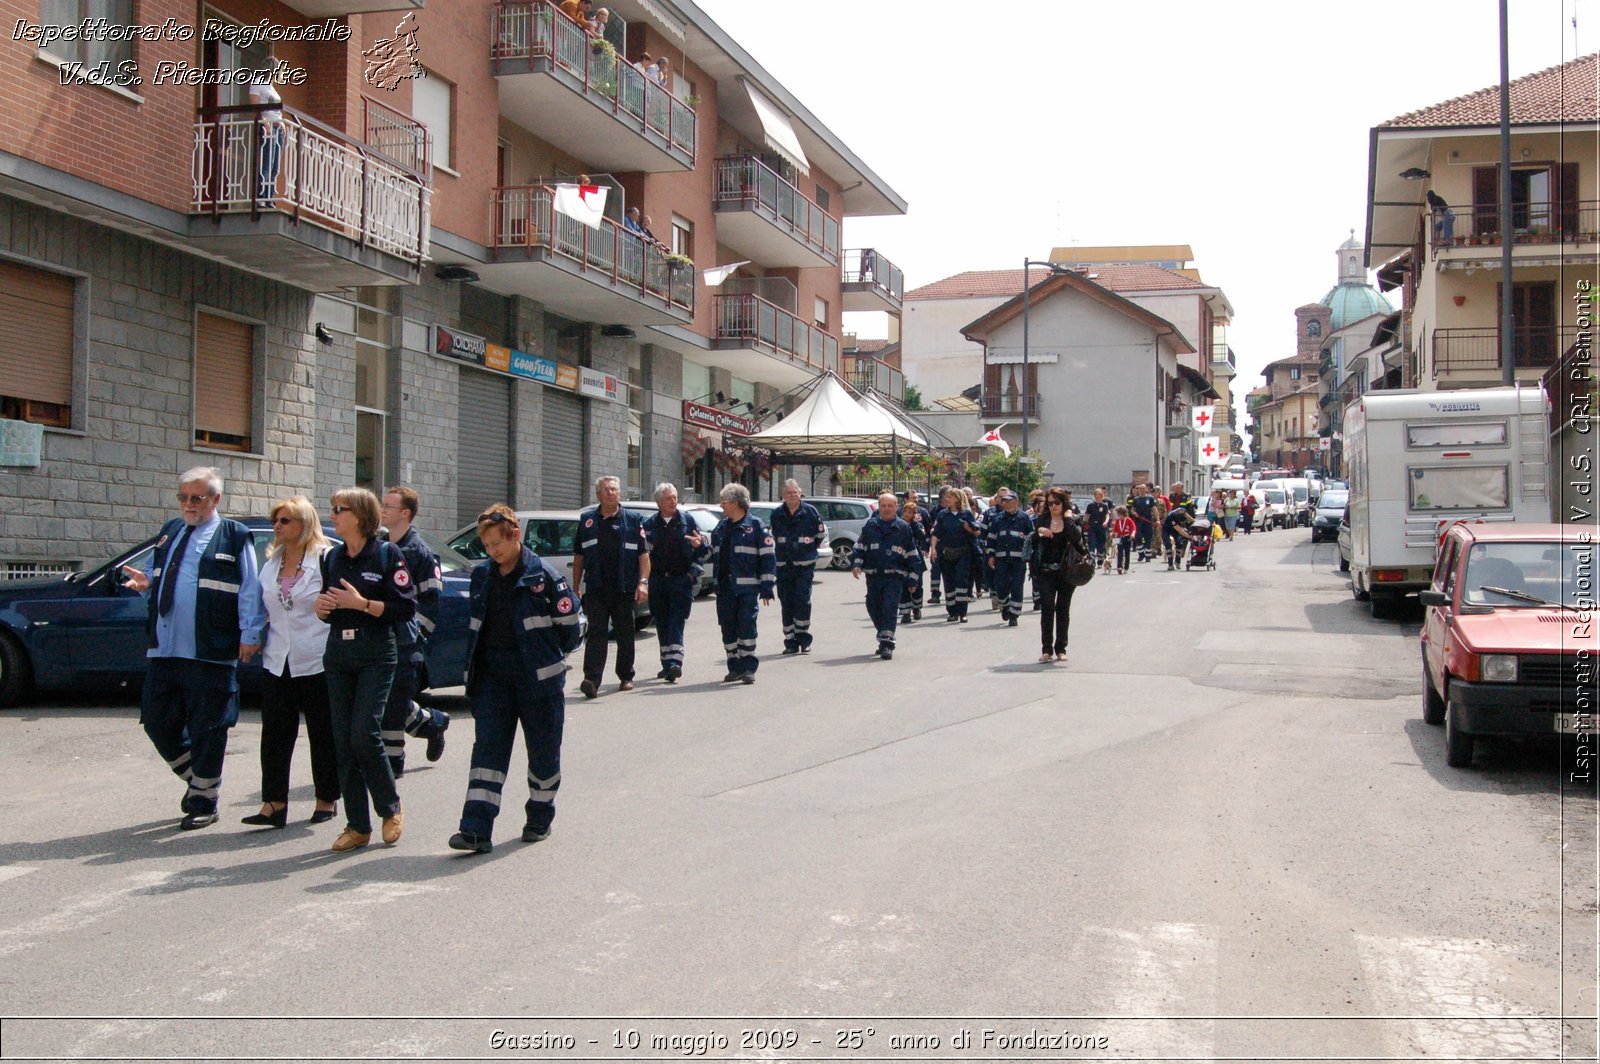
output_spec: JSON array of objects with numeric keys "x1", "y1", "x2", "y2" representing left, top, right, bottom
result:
[
  {"x1": 179, "y1": 812, "x2": 218, "y2": 831},
  {"x1": 579, "y1": 679, "x2": 599, "y2": 699},
  {"x1": 781, "y1": 645, "x2": 800, "y2": 655},
  {"x1": 656, "y1": 668, "x2": 670, "y2": 680},
  {"x1": 913, "y1": 609, "x2": 922, "y2": 620},
  {"x1": 799, "y1": 645, "x2": 811, "y2": 654},
  {"x1": 389, "y1": 759, "x2": 405, "y2": 780},
  {"x1": 947, "y1": 614, "x2": 959, "y2": 623},
  {"x1": 664, "y1": 665, "x2": 681, "y2": 683},
  {"x1": 959, "y1": 615, "x2": 969, "y2": 623},
  {"x1": 426, "y1": 731, "x2": 446, "y2": 763},
  {"x1": 880, "y1": 647, "x2": 893, "y2": 660},
  {"x1": 1008, "y1": 616, "x2": 1018, "y2": 627},
  {"x1": 241, "y1": 806, "x2": 287, "y2": 829},
  {"x1": 521, "y1": 824, "x2": 551, "y2": 843},
  {"x1": 738, "y1": 673, "x2": 755, "y2": 685},
  {"x1": 449, "y1": 831, "x2": 492, "y2": 853},
  {"x1": 310, "y1": 808, "x2": 337, "y2": 824}
]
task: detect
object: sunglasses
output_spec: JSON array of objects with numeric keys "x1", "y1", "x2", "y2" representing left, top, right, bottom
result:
[
  {"x1": 477, "y1": 510, "x2": 514, "y2": 526},
  {"x1": 330, "y1": 505, "x2": 353, "y2": 515},
  {"x1": 273, "y1": 516, "x2": 298, "y2": 526},
  {"x1": 176, "y1": 492, "x2": 214, "y2": 505}
]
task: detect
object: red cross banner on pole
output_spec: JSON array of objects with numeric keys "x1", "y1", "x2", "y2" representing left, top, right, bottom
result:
[
  {"x1": 977, "y1": 426, "x2": 1011, "y2": 457},
  {"x1": 1197, "y1": 436, "x2": 1224, "y2": 466},
  {"x1": 1191, "y1": 404, "x2": 1217, "y2": 432}
]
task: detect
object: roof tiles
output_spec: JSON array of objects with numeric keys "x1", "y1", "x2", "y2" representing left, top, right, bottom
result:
[
  {"x1": 1381, "y1": 52, "x2": 1599, "y2": 128},
  {"x1": 905, "y1": 264, "x2": 1206, "y2": 301}
]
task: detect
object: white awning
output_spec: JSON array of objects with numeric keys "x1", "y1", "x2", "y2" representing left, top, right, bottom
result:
[{"x1": 743, "y1": 80, "x2": 809, "y2": 176}]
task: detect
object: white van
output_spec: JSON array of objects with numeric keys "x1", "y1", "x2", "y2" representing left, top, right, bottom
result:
[
  {"x1": 1279, "y1": 477, "x2": 1314, "y2": 526},
  {"x1": 1344, "y1": 385, "x2": 1549, "y2": 619},
  {"x1": 1249, "y1": 485, "x2": 1293, "y2": 530}
]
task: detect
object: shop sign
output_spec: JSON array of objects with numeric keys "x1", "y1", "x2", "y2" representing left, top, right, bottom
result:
[
  {"x1": 432, "y1": 324, "x2": 580, "y2": 392},
  {"x1": 431, "y1": 323, "x2": 486, "y2": 365},
  {"x1": 578, "y1": 366, "x2": 623, "y2": 403},
  {"x1": 683, "y1": 399, "x2": 757, "y2": 437}
]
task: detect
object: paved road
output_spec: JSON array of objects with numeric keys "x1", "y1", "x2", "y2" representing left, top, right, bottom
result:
[{"x1": 0, "y1": 528, "x2": 1593, "y2": 1061}]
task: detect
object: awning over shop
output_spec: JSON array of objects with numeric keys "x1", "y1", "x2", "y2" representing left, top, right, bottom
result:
[
  {"x1": 858, "y1": 390, "x2": 928, "y2": 447},
  {"x1": 743, "y1": 79, "x2": 809, "y2": 176}
]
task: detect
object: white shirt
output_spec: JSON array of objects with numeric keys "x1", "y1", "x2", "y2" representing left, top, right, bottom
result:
[
  {"x1": 248, "y1": 80, "x2": 283, "y2": 123},
  {"x1": 260, "y1": 544, "x2": 331, "y2": 678}
]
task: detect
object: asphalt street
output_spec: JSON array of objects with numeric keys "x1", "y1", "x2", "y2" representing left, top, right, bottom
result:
[{"x1": 0, "y1": 527, "x2": 1594, "y2": 1062}]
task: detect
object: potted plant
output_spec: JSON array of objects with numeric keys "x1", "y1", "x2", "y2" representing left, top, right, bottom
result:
[
  {"x1": 685, "y1": 93, "x2": 701, "y2": 109},
  {"x1": 665, "y1": 252, "x2": 694, "y2": 270}
]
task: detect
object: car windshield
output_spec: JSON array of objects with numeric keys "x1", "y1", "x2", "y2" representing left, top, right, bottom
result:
[
  {"x1": 1461, "y1": 542, "x2": 1585, "y2": 607},
  {"x1": 1266, "y1": 491, "x2": 1286, "y2": 504},
  {"x1": 1319, "y1": 492, "x2": 1349, "y2": 509},
  {"x1": 1292, "y1": 486, "x2": 1308, "y2": 503}
]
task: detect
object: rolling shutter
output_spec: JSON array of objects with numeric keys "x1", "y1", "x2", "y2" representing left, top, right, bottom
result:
[
  {"x1": 457, "y1": 368, "x2": 512, "y2": 527},
  {"x1": 0, "y1": 261, "x2": 74, "y2": 407},
  {"x1": 195, "y1": 312, "x2": 254, "y2": 449},
  {"x1": 542, "y1": 388, "x2": 586, "y2": 508}
]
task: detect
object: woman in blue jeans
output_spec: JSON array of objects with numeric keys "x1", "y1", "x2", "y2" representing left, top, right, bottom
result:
[{"x1": 316, "y1": 487, "x2": 416, "y2": 853}]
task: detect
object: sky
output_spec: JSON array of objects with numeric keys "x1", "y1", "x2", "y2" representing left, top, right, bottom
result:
[{"x1": 693, "y1": 0, "x2": 1592, "y2": 422}]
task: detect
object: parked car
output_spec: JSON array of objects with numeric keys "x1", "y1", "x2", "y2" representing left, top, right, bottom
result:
[
  {"x1": 1250, "y1": 486, "x2": 1293, "y2": 531},
  {"x1": 446, "y1": 510, "x2": 654, "y2": 619},
  {"x1": 1418, "y1": 522, "x2": 1596, "y2": 767},
  {"x1": 747, "y1": 503, "x2": 835, "y2": 570},
  {"x1": 1309, "y1": 490, "x2": 1348, "y2": 543},
  {"x1": 621, "y1": 501, "x2": 719, "y2": 596},
  {"x1": 1337, "y1": 512, "x2": 1353, "y2": 572},
  {"x1": 799, "y1": 497, "x2": 878, "y2": 569},
  {"x1": 0, "y1": 518, "x2": 475, "y2": 707}
]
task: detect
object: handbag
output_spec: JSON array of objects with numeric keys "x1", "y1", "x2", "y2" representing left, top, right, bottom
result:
[{"x1": 1062, "y1": 539, "x2": 1095, "y2": 587}]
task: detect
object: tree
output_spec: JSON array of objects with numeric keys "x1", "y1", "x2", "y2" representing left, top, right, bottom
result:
[
  {"x1": 970, "y1": 448, "x2": 1043, "y2": 496},
  {"x1": 903, "y1": 384, "x2": 925, "y2": 411}
]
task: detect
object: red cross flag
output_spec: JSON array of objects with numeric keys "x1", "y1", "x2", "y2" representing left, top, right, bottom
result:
[
  {"x1": 1197, "y1": 436, "x2": 1224, "y2": 465},
  {"x1": 977, "y1": 426, "x2": 1011, "y2": 457},
  {"x1": 553, "y1": 183, "x2": 608, "y2": 230},
  {"x1": 1191, "y1": 404, "x2": 1217, "y2": 432}
]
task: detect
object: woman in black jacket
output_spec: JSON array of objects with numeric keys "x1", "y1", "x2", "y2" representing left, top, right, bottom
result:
[{"x1": 1033, "y1": 487, "x2": 1087, "y2": 663}]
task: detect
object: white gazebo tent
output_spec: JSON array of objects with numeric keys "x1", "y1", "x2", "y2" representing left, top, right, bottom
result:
[{"x1": 745, "y1": 373, "x2": 935, "y2": 462}]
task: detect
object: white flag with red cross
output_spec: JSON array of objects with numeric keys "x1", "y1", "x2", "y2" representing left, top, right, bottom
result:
[
  {"x1": 552, "y1": 183, "x2": 608, "y2": 229},
  {"x1": 977, "y1": 426, "x2": 1011, "y2": 457},
  {"x1": 1197, "y1": 436, "x2": 1225, "y2": 465},
  {"x1": 1191, "y1": 404, "x2": 1217, "y2": 433}
]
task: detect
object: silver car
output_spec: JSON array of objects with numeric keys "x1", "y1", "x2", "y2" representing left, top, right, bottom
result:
[
  {"x1": 445, "y1": 510, "x2": 655, "y2": 619},
  {"x1": 794, "y1": 497, "x2": 878, "y2": 570}
]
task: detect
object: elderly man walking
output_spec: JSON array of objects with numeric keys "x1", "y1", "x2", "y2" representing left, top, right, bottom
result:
[
  {"x1": 768, "y1": 478, "x2": 826, "y2": 655},
  {"x1": 850, "y1": 493, "x2": 922, "y2": 659},
  {"x1": 642, "y1": 482, "x2": 709, "y2": 683},
  {"x1": 572, "y1": 475, "x2": 650, "y2": 698},
  {"x1": 121, "y1": 467, "x2": 265, "y2": 829},
  {"x1": 710, "y1": 483, "x2": 775, "y2": 683}
]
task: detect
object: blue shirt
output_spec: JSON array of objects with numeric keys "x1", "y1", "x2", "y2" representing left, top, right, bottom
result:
[{"x1": 145, "y1": 515, "x2": 266, "y2": 662}]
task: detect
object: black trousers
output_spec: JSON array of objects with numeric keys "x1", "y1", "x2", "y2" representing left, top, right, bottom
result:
[
  {"x1": 260, "y1": 664, "x2": 340, "y2": 805},
  {"x1": 581, "y1": 588, "x2": 637, "y2": 684},
  {"x1": 1037, "y1": 571, "x2": 1075, "y2": 654}
]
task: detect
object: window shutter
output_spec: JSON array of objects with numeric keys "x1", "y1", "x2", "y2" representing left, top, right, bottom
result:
[
  {"x1": 1555, "y1": 162, "x2": 1580, "y2": 234},
  {"x1": 0, "y1": 261, "x2": 74, "y2": 406},
  {"x1": 1472, "y1": 166, "x2": 1499, "y2": 236},
  {"x1": 195, "y1": 312, "x2": 254, "y2": 446}
]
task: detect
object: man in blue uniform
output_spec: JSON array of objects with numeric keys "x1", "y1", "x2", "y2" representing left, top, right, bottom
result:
[
  {"x1": 1129, "y1": 482, "x2": 1159, "y2": 562},
  {"x1": 572, "y1": 475, "x2": 650, "y2": 698},
  {"x1": 925, "y1": 486, "x2": 950, "y2": 605},
  {"x1": 710, "y1": 483, "x2": 775, "y2": 683},
  {"x1": 380, "y1": 486, "x2": 450, "y2": 775},
  {"x1": 850, "y1": 493, "x2": 922, "y2": 659},
  {"x1": 979, "y1": 488, "x2": 1007, "y2": 606},
  {"x1": 768, "y1": 478, "x2": 826, "y2": 655},
  {"x1": 449, "y1": 505, "x2": 585, "y2": 854},
  {"x1": 121, "y1": 467, "x2": 265, "y2": 829},
  {"x1": 642, "y1": 483, "x2": 709, "y2": 683},
  {"x1": 985, "y1": 490, "x2": 1034, "y2": 626}
]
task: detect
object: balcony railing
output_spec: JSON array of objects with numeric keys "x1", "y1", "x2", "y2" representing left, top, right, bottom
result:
[
  {"x1": 192, "y1": 104, "x2": 431, "y2": 263},
  {"x1": 1432, "y1": 326, "x2": 1580, "y2": 375},
  {"x1": 842, "y1": 353, "x2": 904, "y2": 400},
  {"x1": 493, "y1": 185, "x2": 694, "y2": 312},
  {"x1": 1430, "y1": 200, "x2": 1600, "y2": 253},
  {"x1": 713, "y1": 155, "x2": 839, "y2": 260},
  {"x1": 362, "y1": 94, "x2": 429, "y2": 174},
  {"x1": 715, "y1": 293, "x2": 839, "y2": 373},
  {"x1": 980, "y1": 393, "x2": 1041, "y2": 420},
  {"x1": 492, "y1": 1, "x2": 695, "y2": 164},
  {"x1": 843, "y1": 248, "x2": 903, "y2": 302}
]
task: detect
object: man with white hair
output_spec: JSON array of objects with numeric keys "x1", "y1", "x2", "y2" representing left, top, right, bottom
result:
[
  {"x1": 641, "y1": 483, "x2": 709, "y2": 683},
  {"x1": 121, "y1": 467, "x2": 265, "y2": 829},
  {"x1": 849, "y1": 493, "x2": 922, "y2": 659},
  {"x1": 710, "y1": 483, "x2": 775, "y2": 683},
  {"x1": 767, "y1": 478, "x2": 826, "y2": 655}
]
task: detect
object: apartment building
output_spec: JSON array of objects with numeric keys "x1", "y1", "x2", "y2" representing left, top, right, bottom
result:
[
  {"x1": 0, "y1": 0, "x2": 906, "y2": 573},
  {"x1": 1365, "y1": 53, "x2": 1598, "y2": 390}
]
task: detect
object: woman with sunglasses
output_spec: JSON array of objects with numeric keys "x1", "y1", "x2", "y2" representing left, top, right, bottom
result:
[
  {"x1": 246, "y1": 496, "x2": 339, "y2": 828},
  {"x1": 315, "y1": 488, "x2": 416, "y2": 853},
  {"x1": 1034, "y1": 487, "x2": 1088, "y2": 663}
]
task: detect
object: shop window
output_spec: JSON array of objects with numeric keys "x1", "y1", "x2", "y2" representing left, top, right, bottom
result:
[
  {"x1": 0, "y1": 260, "x2": 75, "y2": 428},
  {"x1": 194, "y1": 311, "x2": 256, "y2": 452}
]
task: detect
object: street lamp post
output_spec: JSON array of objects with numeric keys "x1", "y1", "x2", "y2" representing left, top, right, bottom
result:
[{"x1": 1020, "y1": 257, "x2": 1073, "y2": 461}]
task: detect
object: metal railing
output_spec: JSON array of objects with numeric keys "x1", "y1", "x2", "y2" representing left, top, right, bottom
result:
[
  {"x1": 715, "y1": 293, "x2": 839, "y2": 373},
  {"x1": 361, "y1": 94, "x2": 429, "y2": 174},
  {"x1": 713, "y1": 155, "x2": 839, "y2": 261},
  {"x1": 842, "y1": 248, "x2": 903, "y2": 303},
  {"x1": 980, "y1": 393, "x2": 1042, "y2": 419},
  {"x1": 493, "y1": 185, "x2": 694, "y2": 312},
  {"x1": 1429, "y1": 200, "x2": 1600, "y2": 253},
  {"x1": 1432, "y1": 326, "x2": 1580, "y2": 374},
  {"x1": 192, "y1": 104, "x2": 431, "y2": 263},
  {"x1": 492, "y1": 1, "x2": 695, "y2": 164},
  {"x1": 843, "y1": 354, "x2": 904, "y2": 401}
]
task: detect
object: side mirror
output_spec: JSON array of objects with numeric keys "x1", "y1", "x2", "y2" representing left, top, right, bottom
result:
[{"x1": 1418, "y1": 589, "x2": 1448, "y2": 608}]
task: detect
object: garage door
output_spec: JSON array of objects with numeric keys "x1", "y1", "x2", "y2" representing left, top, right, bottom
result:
[
  {"x1": 456, "y1": 368, "x2": 512, "y2": 527},
  {"x1": 542, "y1": 388, "x2": 586, "y2": 508}
]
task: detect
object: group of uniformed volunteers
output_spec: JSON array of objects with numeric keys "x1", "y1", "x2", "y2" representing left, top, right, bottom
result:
[{"x1": 129, "y1": 466, "x2": 1090, "y2": 856}]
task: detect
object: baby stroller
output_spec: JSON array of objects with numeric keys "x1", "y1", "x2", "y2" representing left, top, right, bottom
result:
[{"x1": 1185, "y1": 519, "x2": 1218, "y2": 571}]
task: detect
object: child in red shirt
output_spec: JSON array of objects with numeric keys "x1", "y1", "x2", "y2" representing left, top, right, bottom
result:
[{"x1": 1111, "y1": 507, "x2": 1136, "y2": 574}]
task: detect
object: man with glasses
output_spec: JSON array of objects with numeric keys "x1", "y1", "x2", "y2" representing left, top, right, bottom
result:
[
  {"x1": 380, "y1": 486, "x2": 450, "y2": 776},
  {"x1": 121, "y1": 467, "x2": 265, "y2": 829}
]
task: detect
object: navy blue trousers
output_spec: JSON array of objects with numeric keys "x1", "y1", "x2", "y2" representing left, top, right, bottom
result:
[
  {"x1": 716, "y1": 588, "x2": 760, "y2": 675},
  {"x1": 324, "y1": 629, "x2": 400, "y2": 835},
  {"x1": 460, "y1": 655, "x2": 564, "y2": 838},
  {"x1": 775, "y1": 565, "x2": 814, "y2": 650},
  {"x1": 141, "y1": 657, "x2": 238, "y2": 816},
  {"x1": 992, "y1": 558, "x2": 1027, "y2": 619},
  {"x1": 864, "y1": 574, "x2": 903, "y2": 649},
  {"x1": 939, "y1": 552, "x2": 973, "y2": 618},
  {"x1": 382, "y1": 654, "x2": 447, "y2": 777},
  {"x1": 648, "y1": 573, "x2": 695, "y2": 673}
]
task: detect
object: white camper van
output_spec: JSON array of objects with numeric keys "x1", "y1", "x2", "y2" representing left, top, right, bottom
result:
[{"x1": 1343, "y1": 385, "x2": 1549, "y2": 618}]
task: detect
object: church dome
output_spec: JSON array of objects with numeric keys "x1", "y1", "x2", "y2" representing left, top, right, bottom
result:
[{"x1": 1319, "y1": 283, "x2": 1393, "y2": 331}]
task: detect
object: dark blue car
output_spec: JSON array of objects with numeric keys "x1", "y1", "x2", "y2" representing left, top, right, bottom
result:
[{"x1": 0, "y1": 518, "x2": 475, "y2": 706}]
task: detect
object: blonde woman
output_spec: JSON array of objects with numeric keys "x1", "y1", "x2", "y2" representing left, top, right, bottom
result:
[{"x1": 247, "y1": 496, "x2": 339, "y2": 828}]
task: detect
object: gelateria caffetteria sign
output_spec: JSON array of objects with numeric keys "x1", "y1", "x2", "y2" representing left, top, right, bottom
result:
[{"x1": 682, "y1": 400, "x2": 757, "y2": 436}]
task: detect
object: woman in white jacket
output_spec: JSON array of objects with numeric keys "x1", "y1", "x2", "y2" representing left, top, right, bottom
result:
[{"x1": 245, "y1": 496, "x2": 338, "y2": 827}]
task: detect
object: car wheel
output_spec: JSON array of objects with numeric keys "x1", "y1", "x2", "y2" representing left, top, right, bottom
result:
[
  {"x1": 0, "y1": 630, "x2": 31, "y2": 707},
  {"x1": 1444, "y1": 685, "x2": 1475, "y2": 767},
  {"x1": 1422, "y1": 663, "x2": 1445, "y2": 726},
  {"x1": 1338, "y1": 553, "x2": 1349, "y2": 573},
  {"x1": 1351, "y1": 573, "x2": 1370, "y2": 602},
  {"x1": 829, "y1": 541, "x2": 853, "y2": 570}
]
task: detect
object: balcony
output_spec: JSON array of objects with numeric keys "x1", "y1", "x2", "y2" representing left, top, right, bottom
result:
[
  {"x1": 190, "y1": 103, "x2": 430, "y2": 288},
  {"x1": 484, "y1": 186, "x2": 694, "y2": 326},
  {"x1": 713, "y1": 293, "x2": 840, "y2": 387},
  {"x1": 842, "y1": 249, "x2": 903, "y2": 314},
  {"x1": 842, "y1": 353, "x2": 904, "y2": 402},
  {"x1": 1432, "y1": 326, "x2": 1579, "y2": 379},
  {"x1": 492, "y1": 2, "x2": 694, "y2": 173},
  {"x1": 979, "y1": 393, "x2": 1041, "y2": 423},
  {"x1": 713, "y1": 156, "x2": 839, "y2": 269},
  {"x1": 1431, "y1": 200, "x2": 1600, "y2": 262}
]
